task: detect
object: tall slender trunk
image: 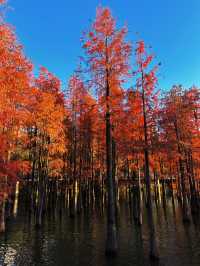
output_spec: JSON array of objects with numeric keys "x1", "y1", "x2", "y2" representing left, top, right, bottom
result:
[
  {"x1": 141, "y1": 69, "x2": 159, "y2": 260},
  {"x1": 112, "y1": 137, "x2": 118, "y2": 218},
  {"x1": 138, "y1": 167, "x2": 143, "y2": 225},
  {"x1": 0, "y1": 200, "x2": 5, "y2": 233},
  {"x1": 186, "y1": 150, "x2": 199, "y2": 214},
  {"x1": 179, "y1": 157, "x2": 190, "y2": 222},
  {"x1": 174, "y1": 119, "x2": 190, "y2": 223},
  {"x1": 105, "y1": 40, "x2": 118, "y2": 255}
]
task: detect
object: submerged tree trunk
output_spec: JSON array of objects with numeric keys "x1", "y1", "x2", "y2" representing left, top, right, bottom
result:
[
  {"x1": 144, "y1": 148, "x2": 159, "y2": 260},
  {"x1": 174, "y1": 119, "x2": 190, "y2": 223},
  {"x1": 105, "y1": 59, "x2": 118, "y2": 256},
  {"x1": 35, "y1": 176, "x2": 46, "y2": 228},
  {"x1": 133, "y1": 168, "x2": 142, "y2": 225},
  {"x1": 186, "y1": 150, "x2": 199, "y2": 214},
  {"x1": 105, "y1": 110, "x2": 117, "y2": 255},
  {"x1": 0, "y1": 200, "x2": 5, "y2": 233},
  {"x1": 141, "y1": 71, "x2": 159, "y2": 260},
  {"x1": 179, "y1": 158, "x2": 190, "y2": 223}
]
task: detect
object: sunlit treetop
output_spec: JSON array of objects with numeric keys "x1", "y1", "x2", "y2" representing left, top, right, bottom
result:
[
  {"x1": 93, "y1": 7, "x2": 115, "y2": 37},
  {"x1": 83, "y1": 7, "x2": 131, "y2": 96}
]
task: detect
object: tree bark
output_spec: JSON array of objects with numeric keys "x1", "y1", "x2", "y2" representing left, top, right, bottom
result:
[
  {"x1": 0, "y1": 201, "x2": 5, "y2": 233},
  {"x1": 141, "y1": 70, "x2": 159, "y2": 260},
  {"x1": 105, "y1": 46, "x2": 118, "y2": 255}
]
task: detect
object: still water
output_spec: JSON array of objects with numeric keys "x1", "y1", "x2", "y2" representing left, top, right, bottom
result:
[{"x1": 0, "y1": 197, "x2": 199, "y2": 266}]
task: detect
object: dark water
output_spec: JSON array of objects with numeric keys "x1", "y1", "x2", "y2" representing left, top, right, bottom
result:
[{"x1": 0, "y1": 197, "x2": 200, "y2": 266}]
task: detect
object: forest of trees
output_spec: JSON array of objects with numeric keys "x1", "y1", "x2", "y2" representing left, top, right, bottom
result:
[{"x1": 0, "y1": 1, "x2": 199, "y2": 261}]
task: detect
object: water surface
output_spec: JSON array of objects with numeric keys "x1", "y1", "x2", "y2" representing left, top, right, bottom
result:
[{"x1": 0, "y1": 197, "x2": 199, "y2": 266}]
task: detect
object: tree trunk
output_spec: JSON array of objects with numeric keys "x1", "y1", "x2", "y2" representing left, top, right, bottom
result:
[
  {"x1": 141, "y1": 70, "x2": 159, "y2": 260},
  {"x1": 105, "y1": 58, "x2": 118, "y2": 256},
  {"x1": 174, "y1": 119, "x2": 190, "y2": 223},
  {"x1": 0, "y1": 201, "x2": 5, "y2": 233}
]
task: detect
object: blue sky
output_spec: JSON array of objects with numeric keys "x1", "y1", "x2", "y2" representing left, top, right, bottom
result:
[{"x1": 5, "y1": 0, "x2": 200, "y2": 90}]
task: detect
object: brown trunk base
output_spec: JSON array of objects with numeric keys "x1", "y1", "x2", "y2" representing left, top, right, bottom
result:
[
  {"x1": 150, "y1": 252, "x2": 159, "y2": 261},
  {"x1": 105, "y1": 224, "x2": 118, "y2": 256},
  {"x1": 0, "y1": 202, "x2": 5, "y2": 233},
  {"x1": 0, "y1": 221, "x2": 5, "y2": 233}
]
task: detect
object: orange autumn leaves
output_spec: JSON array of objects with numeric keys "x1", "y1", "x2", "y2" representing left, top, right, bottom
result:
[
  {"x1": 28, "y1": 68, "x2": 66, "y2": 177},
  {"x1": 0, "y1": 16, "x2": 66, "y2": 200},
  {"x1": 0, "y1": 5, "x2": 199, "y2": 203},
  {"x1": 83, "y1": 7, "x2": 131, "y2": 92},
  {"x1": 0, "y1": 14, "x2": 32, "y2": 201},
  {"x1": 81, "y1": 7, "x2": 199, "y2": 184}
]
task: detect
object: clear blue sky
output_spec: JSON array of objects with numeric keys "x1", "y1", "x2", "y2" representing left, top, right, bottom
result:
[{"x1": 5, "y1": 0, "x2": 200, "y2": 90}]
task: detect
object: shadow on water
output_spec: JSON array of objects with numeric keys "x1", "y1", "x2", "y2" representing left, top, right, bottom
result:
[{"x1": 0, "y1": 196, "x2": 199, "y2": 266}]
